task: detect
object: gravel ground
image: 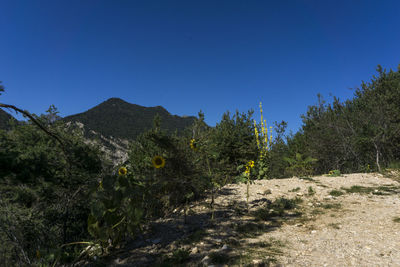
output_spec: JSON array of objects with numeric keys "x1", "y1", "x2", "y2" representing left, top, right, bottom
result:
[
  {"x1": 231, "y1": 173, "x2": 400, "y2": 267},
  {"x1": 103, "y1": 173, "x2": 400, "y2": 267}
]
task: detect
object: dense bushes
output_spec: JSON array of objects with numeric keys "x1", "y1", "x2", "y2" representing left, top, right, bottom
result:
[
  {"x1": 0, "y1": 111, "x2": 104, "y2": 265},
  {"x1": 293, "y1": 65, "x2": 400, "y2": 174},
  {"x1": 207, "y1": 110, "x2": 258, "y2": 182},
  {"x1": 127, "y1": 128, "x2": 206, "y2": 219}
]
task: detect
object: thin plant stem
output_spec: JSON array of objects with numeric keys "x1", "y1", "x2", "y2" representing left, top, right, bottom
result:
[
  {"x1": 206, "y1": 157, "x2": 214, "y2": 220},
  {"x1": 246, "y1": 176, "x2": 250, "y2": 213}
]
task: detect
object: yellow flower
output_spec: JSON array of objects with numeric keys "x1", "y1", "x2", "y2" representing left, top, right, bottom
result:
[
  {"x1": 190, "y1": 139, "x2": 198, "y2": 151},
  {"x1": 244, "y1": 166, "x2": 250, "y2": 175},
  {"x1": 118, "y1": 167, "x2": 127, "y2": 176},
  {"x1": 254, "y1": 120, "x2": 260, "y2": 149},
  {"x1": 152, "y1": 155, "x2": 166, "y2": 169},
  {"x1": 248, "y1": 160, "x2": 255, "y2": 168}
]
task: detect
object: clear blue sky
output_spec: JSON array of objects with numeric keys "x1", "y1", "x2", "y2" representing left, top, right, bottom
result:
[{"x1": 1, "y1": 0, "x2": 400, "y2": 133}]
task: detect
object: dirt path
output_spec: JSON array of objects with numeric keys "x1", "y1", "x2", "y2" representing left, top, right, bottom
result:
[
  {"x1": 240, "y1": 173, "x2": 400, "y2": 267},
  {"x1": 105, "y1": 173, "x2": 400, "y2": 266}
]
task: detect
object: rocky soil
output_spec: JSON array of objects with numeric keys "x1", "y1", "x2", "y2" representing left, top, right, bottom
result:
[{"x1": 101, "y1": 172, "x2": 400, "y2": 267}]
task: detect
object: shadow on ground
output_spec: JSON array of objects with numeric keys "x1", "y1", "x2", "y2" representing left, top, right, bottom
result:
[{"x1": 95, "y1": 187, "x2": 302, "y2": 267}]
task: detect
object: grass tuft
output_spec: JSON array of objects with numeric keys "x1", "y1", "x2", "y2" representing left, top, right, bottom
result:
[
  {"x1": 209, "y1": 252, "x2": 231, "y2": 264},
  {"x1": 322, "y1": 203, "x2": 342, "y2": 210},
  {"x1": 289, "y1": 187, "x2": 301, "y2": 192},
  {"x1": 180, "y1": 229, "x2": 206, "y2": 245},
  {"x1": 328, "y1": 223, "x2": 341, "y2": 229},
  {"x1": 307, "y1": 186, "x2": 315, "y2": 196},
  {"x1": 235, "y1": 222, "x2": 269, "y2": 238},
  {"x1": 253, "y1": 197, "x2": 303, "y2": 221},
  {"x1": 157, "y1": 248, "x2": 190, "y2": 266},
  {"x1": 341, "y1": 185, "x2": 400, "y2": 195},
  {"x1": 393, "y1": 217, "x2": 400, "y2": 223},
  {"x1": 329, "y1": 190, "x2": 344, "y2": 197}
]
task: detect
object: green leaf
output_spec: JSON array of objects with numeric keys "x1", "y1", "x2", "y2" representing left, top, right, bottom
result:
[
  {"x1": 102, "y1": 175, "x2": 115, "y2": 191},
  {"x1": 91, "y1": 201, "x2": 106, "y2": 219}
]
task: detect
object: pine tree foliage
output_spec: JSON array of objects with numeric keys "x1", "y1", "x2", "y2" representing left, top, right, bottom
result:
[{"x1": 294, "y1": 65, "x2": 400, "y2": 174}]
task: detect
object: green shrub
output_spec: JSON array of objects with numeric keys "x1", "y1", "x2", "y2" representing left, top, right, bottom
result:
[
  {"x1": 284, "y1": 153, "x2": 317, "y2": 177},
  {"x1": 207, "y1": 110, "x2": 258, "y2": 182},
  {"x1": 0, "y1": 113, "x2": 103, "y2": 265},
  {"x1": 327, "y1": 170, "x2": 341, "y2": 177},
  {"x1": 329, "y1": 190, "x2": 344, "y2": 196}
]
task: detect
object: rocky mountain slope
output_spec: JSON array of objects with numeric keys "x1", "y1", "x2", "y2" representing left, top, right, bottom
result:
[
  {"x1": 65, "y1": 121, "x2": 130, "y2": 166},
  {"x1": 1, "y1": 98, "x2": 197, "y2": 165}
]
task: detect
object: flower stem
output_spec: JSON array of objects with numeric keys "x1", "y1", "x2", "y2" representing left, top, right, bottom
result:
[{"x1": 206, "y1": 157, "x2": 214, "y2": 220}]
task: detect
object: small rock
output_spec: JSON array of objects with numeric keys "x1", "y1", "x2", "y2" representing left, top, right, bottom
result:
[
  {"x1": 308, "y1": 203, "x2": 313, "y2": 206},
  {"x1": 191, "y1": 247, "x2": 199, "y2": 254},
  {"x1": 215, "y1": 238, "x2": 222, "y2": 243},
  {"x1": 221, "y1": 244, "x2": 229, "y2": 251},
  {"x1": 201, "y1": 255, "x2": 210, "y2": 264},
  {"x1": 252, "y1": 259, "x2": 262, "y2": 264},
  {"x1": 296, "y1": 193, "x2": 303, "y2": 196},
  {"x1": 311, "y1": 230, "x2": 317, "y2": 234},
  {"x1": 365, "y1": 246, "x2": 371, "y2": 250}
]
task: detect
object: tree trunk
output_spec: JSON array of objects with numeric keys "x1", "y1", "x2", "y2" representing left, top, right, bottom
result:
[{"x1": 374, "y1": 142, "x2": 381, "y2": 173}]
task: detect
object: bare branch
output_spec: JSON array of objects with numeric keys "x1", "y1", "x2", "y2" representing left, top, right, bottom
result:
[{"x1": 0, "y1": 103, "x2": 64, "y2": 147}]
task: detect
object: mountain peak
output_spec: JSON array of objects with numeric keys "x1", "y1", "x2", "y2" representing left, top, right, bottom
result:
[
  {"x1": 104, "y1": 97, "x2": 127, "y2": 103},
  {"x1": 63, "y1": 99, "x2": 196, "y2": 139}
]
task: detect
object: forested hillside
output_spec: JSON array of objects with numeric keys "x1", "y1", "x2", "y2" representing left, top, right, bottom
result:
[
  {"x1": 0, "y1": 65, "x2": 399, "y2": 265},
  {"x1": 63, "y1": 98, "x2": 197, "y2": 140}
]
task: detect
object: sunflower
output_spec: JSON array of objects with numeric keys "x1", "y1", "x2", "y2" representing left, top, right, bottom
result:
[
  {"x1": 152, "y1": 155, "x2": 166, "y2": 169},
  {"x1": 190, "y1": 139, "x2": 198, "y2": 151},
  {"x1": 118, "y1": 167, "x2": 127, "y2": 176}
]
